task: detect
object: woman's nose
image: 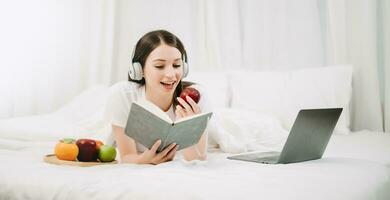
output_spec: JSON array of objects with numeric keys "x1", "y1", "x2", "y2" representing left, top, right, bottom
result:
[{"x1": 164, "y1": 66, "x2": 176, "y2": 77}]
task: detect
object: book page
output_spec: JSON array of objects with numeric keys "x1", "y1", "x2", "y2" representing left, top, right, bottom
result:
[{"x1": 134, "y1": 100, "x2": 173, "y2": 123}]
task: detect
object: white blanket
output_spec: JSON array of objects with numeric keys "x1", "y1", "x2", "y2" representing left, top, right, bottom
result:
[
  {"x1": 1, "y1": 86, "x2": 389, "y2": 199},
  {"x1": 0, "y1": 131, "x2": 389, "y2": 200}
]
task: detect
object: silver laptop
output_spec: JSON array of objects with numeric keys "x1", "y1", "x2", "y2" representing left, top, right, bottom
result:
[{"x1": 227, "y1": 108, "x2": 343, "y2": 164}]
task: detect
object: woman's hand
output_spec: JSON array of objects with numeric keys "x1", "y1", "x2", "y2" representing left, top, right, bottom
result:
[
  {"x1": 137, "y1": 140, "x2": 178, "y2": 165},
  {"x1": 175, "y1": 96, "x2": 201, "y2": 120}
]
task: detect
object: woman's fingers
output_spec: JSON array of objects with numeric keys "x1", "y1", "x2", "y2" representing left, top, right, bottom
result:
[
  {"x1": 139, "y1": 140, "x2": 160, "y2": 164},
  {"x1": 156, "y1": 143, "x2": 176, "y2": 160},
  {"x1": 175, "y1": 105, "x2": 185, "y2": 118},
  {"x1": 162, "y1": 145, "x2": 178, "y2": 162},
  {"x1": 176, "y1": 96, "x2": 201, "y2": 114},
  {"x1": 185, "y1": 96, "x2": 201, "y2": 114},
  {"x1": 150, "y1": 140, "x2": 162, "y2": 153},
  {"x1": 176, "y1": 97, "x2": 194, "y2": 114},
  {"x1": 141, "y1": 141, "x2": 179, "y2": 165}
]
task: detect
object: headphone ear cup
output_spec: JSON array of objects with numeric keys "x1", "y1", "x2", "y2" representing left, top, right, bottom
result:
[
  {"x1": 128, "y1": 63, "x2": 135, "y2": 80},
  {"x1": 129, "y1": 62, "x2": 143, "y2": 80},
  {"x1": 182, "y1": 62, "x2": 189, "y2": 78}
]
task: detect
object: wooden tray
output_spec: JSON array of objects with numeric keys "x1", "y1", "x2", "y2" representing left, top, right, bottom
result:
[{"x1": 44, "y1": 154, "x2": 118, "y2": 167}]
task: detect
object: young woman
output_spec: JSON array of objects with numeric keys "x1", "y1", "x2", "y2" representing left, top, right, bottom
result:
[{"x1": 104, "y1": 30, "x2": 209, "y2": 165}]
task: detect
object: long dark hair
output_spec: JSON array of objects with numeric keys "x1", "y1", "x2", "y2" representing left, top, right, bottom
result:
[{"x1": 129, "y1": 30, "x2": 194, "y2": 107}]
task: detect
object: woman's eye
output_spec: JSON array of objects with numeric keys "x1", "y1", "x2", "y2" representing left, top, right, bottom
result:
[
  {"x1": 173, "y1": 64, "x2": 181, "y2": 68},
  {"x1": 154, "y1": 66, "x2": 164, "y2": 69}
]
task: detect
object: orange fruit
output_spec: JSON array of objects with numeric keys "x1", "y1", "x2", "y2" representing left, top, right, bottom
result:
[
  {"x1": 55, "y1": 138, "x2": 79, "y2": 161},
  {"x1": 95, "y1": 140, "x2": 104, "y2": 150}
]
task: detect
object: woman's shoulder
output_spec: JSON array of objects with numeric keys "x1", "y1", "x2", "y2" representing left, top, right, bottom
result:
[
  {"x1": 108, "y1": 81, "x2": 144, "y2": 103},
  {"x1": 104, "y1": 81, "x2": 142, "y2": 128}
]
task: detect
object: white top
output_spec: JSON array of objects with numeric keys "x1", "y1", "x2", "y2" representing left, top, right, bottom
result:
[{"x1": 104, "y1": 81, "x2": 211, "y2": 153}]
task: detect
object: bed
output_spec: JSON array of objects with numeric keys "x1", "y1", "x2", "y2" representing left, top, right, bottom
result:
[{"x1": 0, "y1": 66, "x2": 389, "y2": 200}]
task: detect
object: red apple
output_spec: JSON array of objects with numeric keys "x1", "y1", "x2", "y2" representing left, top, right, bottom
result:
[
  {"x1": 179, "y1": 87, "x2": 201, "y2": 106},
  {"x1": 76, "y1": 139, "x2": 97, "y2": 162}
]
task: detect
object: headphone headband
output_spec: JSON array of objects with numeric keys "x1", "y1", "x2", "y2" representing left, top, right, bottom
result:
[{"x1": 129, "y1": 46, "x2": 189, "y2": 81}]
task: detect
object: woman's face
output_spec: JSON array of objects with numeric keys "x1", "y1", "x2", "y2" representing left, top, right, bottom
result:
[{"x1": 143, "y1": 43, "x2": 183, "y2": 96}]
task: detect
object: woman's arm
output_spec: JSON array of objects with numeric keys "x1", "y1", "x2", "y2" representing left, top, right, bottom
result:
[
  {"x1": 112, "y1": 125, "x2": 178, "y2": 164},
  {"x1": 112, "y1": 125, "x2": 141, "y2": 163},
  {"x1": 176, "y1": 96, "x2": 208, "y2": 161},
  {"x1": 182, "y1": 131, "x2": 207, "y2": 161}
]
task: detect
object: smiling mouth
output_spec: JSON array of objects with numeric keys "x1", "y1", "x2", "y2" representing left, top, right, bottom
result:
[{"x1": 160, "y1": 81, "x2": 176, "y2": 88}]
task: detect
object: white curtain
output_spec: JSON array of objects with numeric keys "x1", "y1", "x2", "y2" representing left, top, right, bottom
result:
[
  {"x1": 204, "y1": 0, "x2": 242, "y2": 69},
  {"x1": 240, "y1": 0, "x2": 325, "y2": 69},
  {"x1": 0, "y1": 0, "x2": 387, "y2": 132},
  {"x1": 325, "y1": 0, "x2": 383, "y2": 132},
  {"x1": 203, "y1": 0, "x2": 324, "y2": 70},
  {"x1": 382, "y1": 0, "x2": 390, "y2": 132},
  {"x1": 112, "y1": 0, "x2": 207, "y2": 80},
  {"x1": 0, "y1": 0, "x2": 115, "y2": 118}
]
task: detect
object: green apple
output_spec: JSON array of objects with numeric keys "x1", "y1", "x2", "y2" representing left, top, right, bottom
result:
[{"x1": 98, "y1": 145, "x2": 117, "y2": 162}]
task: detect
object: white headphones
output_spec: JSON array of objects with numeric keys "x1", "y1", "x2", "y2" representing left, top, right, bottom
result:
[{"x1": 129, "y1": 47, "x2": 189, "y2": 81}]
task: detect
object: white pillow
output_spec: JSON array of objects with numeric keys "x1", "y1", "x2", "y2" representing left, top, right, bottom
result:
[
  {"x1": 207, "y1": 108, "x2": 288, "y2": 153},
  {"x1": 229, "y1": 65, "x2": 353, "y2": 134}
]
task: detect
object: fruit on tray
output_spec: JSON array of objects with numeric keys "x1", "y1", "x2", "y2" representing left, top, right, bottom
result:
[
  {"x1": 54, "y1": 138, "x2": 117, "y2": 163},
  {"x1": 95, "y1": 140, "x2": 104, "y2": 150},
  {"x1": 98, "y1": 145, "x2": 117, "y2": 162},
  {"x1": 76, "y1": 139, "x2": 98, "y2": 162},
  {"x1": 55, "y1": 138, "x2": 79, "y2": 161}
]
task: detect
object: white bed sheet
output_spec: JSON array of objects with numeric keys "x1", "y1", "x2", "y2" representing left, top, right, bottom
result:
[
  {"x1": 0, "y1": 131, "x2": 389, "y2": 200},
  {"x1": 326, "y1": 131, "x2": 390, "y2": 168}
]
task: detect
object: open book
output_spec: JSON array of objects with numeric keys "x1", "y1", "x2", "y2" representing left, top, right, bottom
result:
[{"x1": 125, "y1": 100, "x2": 213, "y2": 153}]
